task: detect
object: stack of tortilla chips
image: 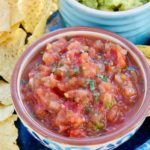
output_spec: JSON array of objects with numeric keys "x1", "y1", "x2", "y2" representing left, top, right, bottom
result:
[
  {"x1": 0, "y1": 81, "x2": 18, "y2": 150},
  {"x1": 0, "y1": 0, "x2": 57, "y2": 149}
]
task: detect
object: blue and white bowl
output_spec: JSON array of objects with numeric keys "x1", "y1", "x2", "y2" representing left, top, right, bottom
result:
[
  {"x1": 59, "y1": 0, "x2": 150, "y2": 44},
  {"x1": 11, "y1": 27, "x2": 150, "y2": 150},
  {"x1": 20, "y1": 122, "x2": 142, "y2": 150}
]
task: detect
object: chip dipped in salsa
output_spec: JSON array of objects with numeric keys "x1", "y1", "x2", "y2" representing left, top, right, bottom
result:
[{"x1": 22, "y1": 36, "x2": 144, "y2": 138}]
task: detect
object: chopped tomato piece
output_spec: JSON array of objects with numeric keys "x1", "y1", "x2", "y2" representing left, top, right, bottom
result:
[
  {"x1": 82, "y1": 62, "x2": 99, "y2": 78},
  {"x1": 93, "y1": 40, "x2": 104, "y2": 52},
  {"x1": 67, "y1": 41, "x2": 81, "y2": 51},
  {"x1": 70, "y1": 129, "x2": 86, "y2": 137},
  {"x1": 98, "y1": 82, "x2": 112, "y2": 93},
  {"x1": 104, "y1": 43, "x2": 126, "y2": 69},
  {"x1": 43, "y1": 50, "x2": 60, "y2": 65},
  {"x1": 64, "y1": 89, "x2": 92, "y2": 103},
  {"x1": 79, "y1": 52, "x2": 90, "y2": 64},
  {"x1": 89, "y1": 47, "x2": 96, "y2": 58},
  {"x1": 41, "y1": 74, "x2": 58, "y2": 88},
  {"x1": 107, "y1": 105, "x2": 124, "y2": 123},
  {"x1": 47, "y1": 38, "x2": 67, "y2": 52}
]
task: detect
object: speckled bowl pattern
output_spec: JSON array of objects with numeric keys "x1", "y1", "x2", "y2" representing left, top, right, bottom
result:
[
  {"x1": 11, "y1": 27, "x2": 150, "y2": 150},
  {"x1": 20, "y1": 123, "x2": 141, "y2": 150},
  {"x1": 59, "y1": 0, "x2": 150, "y2": 44}
]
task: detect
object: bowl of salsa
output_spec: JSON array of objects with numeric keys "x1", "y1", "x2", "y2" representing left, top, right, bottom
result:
[{"x1": 11, "y1": 27, "x2": 150, "y2": 150}]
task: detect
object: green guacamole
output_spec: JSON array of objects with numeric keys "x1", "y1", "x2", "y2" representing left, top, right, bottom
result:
[{"x1": 79, "y1": 0, "x2": 150, "y2": 11}]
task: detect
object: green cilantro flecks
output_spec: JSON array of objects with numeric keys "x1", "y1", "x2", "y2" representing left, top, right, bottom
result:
[
  {"x1": 93, "y1": 91, "x2": 100, "y2": 102},
  {"x1": 21, "y1": 79, "x2": 27, "y2": 86},
  {"x1": 84, "y1": 106, "x2": 92, "y2": 113},
  {"x1": 73, "y1": 67, "x2": 80, "y2": 75},
  {"x1": 66, "y1": 70, "x2": 71, "y2": 78},
  {"x1": 106, "y1": 101, "x2": 112, "y2": 109},
  {"x1": 97, "y1": 74, "x2": 108, "y2": 82},
  {"x1": 87, "y1": 79, "x2": 95, "y2": 91},
  {"x1": 52, "y1": 63, "x2": 57, "y2": 73},
  {"x1": 95, "y1": 122, "x2": 104, "y2": 130},
  {"x1": 59, "y1": 63, "x2": 64, "y2": 67},
  {"x1": 104, "y1": 60, "x2": 109, "y2": 65}
]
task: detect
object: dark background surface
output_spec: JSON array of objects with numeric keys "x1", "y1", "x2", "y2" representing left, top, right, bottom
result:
[{"x1": 16, "y1": 11, "x2": 150, "y2": 150}]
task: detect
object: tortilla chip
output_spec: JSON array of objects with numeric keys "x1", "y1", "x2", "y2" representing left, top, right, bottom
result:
[
  {"x1": 0, "y1": 32, "x2": 10, "y2": 44},
  {"x1": 8, "y1": 0, "x2": 23, "y2": 26},
  {"x1": 17, "y1": 44, "x2": 28, "y2": 57},
  {"x1": 19, "y1": 0, "x2": 52, "y2": 33},
  {"x1": 0, "y1": 81, "x2": 12, "y2": 105},
  {"x1": 17, "y1": 0, "x2": 58, "y2": 53},
  {"x1": 28, "y1": 0, "x2": 52, "y2": 44},
  {"x1": 137, "y1": 45, "x2": 150, "y2": 59},
  {"x1": 0, "y1": 105, "x2": 14, "y2": 121},
  {"x1": 0, "y1": 0, "x2": 10, "y2": 32},
  {"x1": 0, "y1": 28, "x2": 27, "y2": 82},
  {"x1": 0, "y1": 115, "x2": 19, "y2": 150},
  {"x1": 0, "y1": 23, "x2": 20, "y2": 45},
  {"x1": 50, "y1": 0, "x2": 58, "y2": 15},
  {"x1": 27, "y1": 19, "x2": 47, "y2": 44}
]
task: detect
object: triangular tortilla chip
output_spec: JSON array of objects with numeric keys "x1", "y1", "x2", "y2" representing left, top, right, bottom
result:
[
  {"x1": 0, "y1": 80, "x2": 12, "y2": 105},
  {"x1": 137, "y1": 45, "x2": 150, "y2": 59},
  {"x1": 0, "y1": 23, "x2": 20, "y2": 45},
  {"x1": 28, "y1": 0, "x2": 52, "y2": 44},
  {"x1": 0, "y1": 28, "x2": 27, "y2": 82},
  {"x1": 50, "y1": 0, "x2": 58, "y2": 15},
  {"x1": 0, "y1": 115, "x2": 19, "y2": 150},
  {"x1": 19, "y1": 0, "x2": 52, "y2": 33},
  {"x1": 8, "y1": 0, "x2": 23, "y2": 26},
  {"x1": 0, "y1": 105, "x2": 14, "y2": 122},
  {"x1": 0, "y1": 0, "x2": 10, "y2": 32}
]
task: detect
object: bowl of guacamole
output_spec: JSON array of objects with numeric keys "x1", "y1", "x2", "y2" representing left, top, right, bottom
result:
[
  {"x1": 78, "y1": 0, "x2": 150, "y2": 11},
  {"x1": 59, "y1": 0, "x2": 150, "y2": 44}
]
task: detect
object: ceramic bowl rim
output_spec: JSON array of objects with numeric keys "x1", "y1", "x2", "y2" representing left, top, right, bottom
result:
[
  {"x1": 11, "y1": 27, "x2": 150, "y2": 146},
  {"x1": 68, "y1": 0, "x2": 150, "y2": 17}
]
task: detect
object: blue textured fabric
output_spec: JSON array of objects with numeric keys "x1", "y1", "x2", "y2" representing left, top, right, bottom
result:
[
  {"x1": 135, "y1": 140, "x2": 150, "y2": 150},
  {"x1": 16, "y1": 11, "x2": 150, "y2": 150}
]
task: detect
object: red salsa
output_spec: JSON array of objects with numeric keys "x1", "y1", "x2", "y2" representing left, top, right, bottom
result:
[{"x1": 22, "y1": 36, "x2": 144, "y2": 138}]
